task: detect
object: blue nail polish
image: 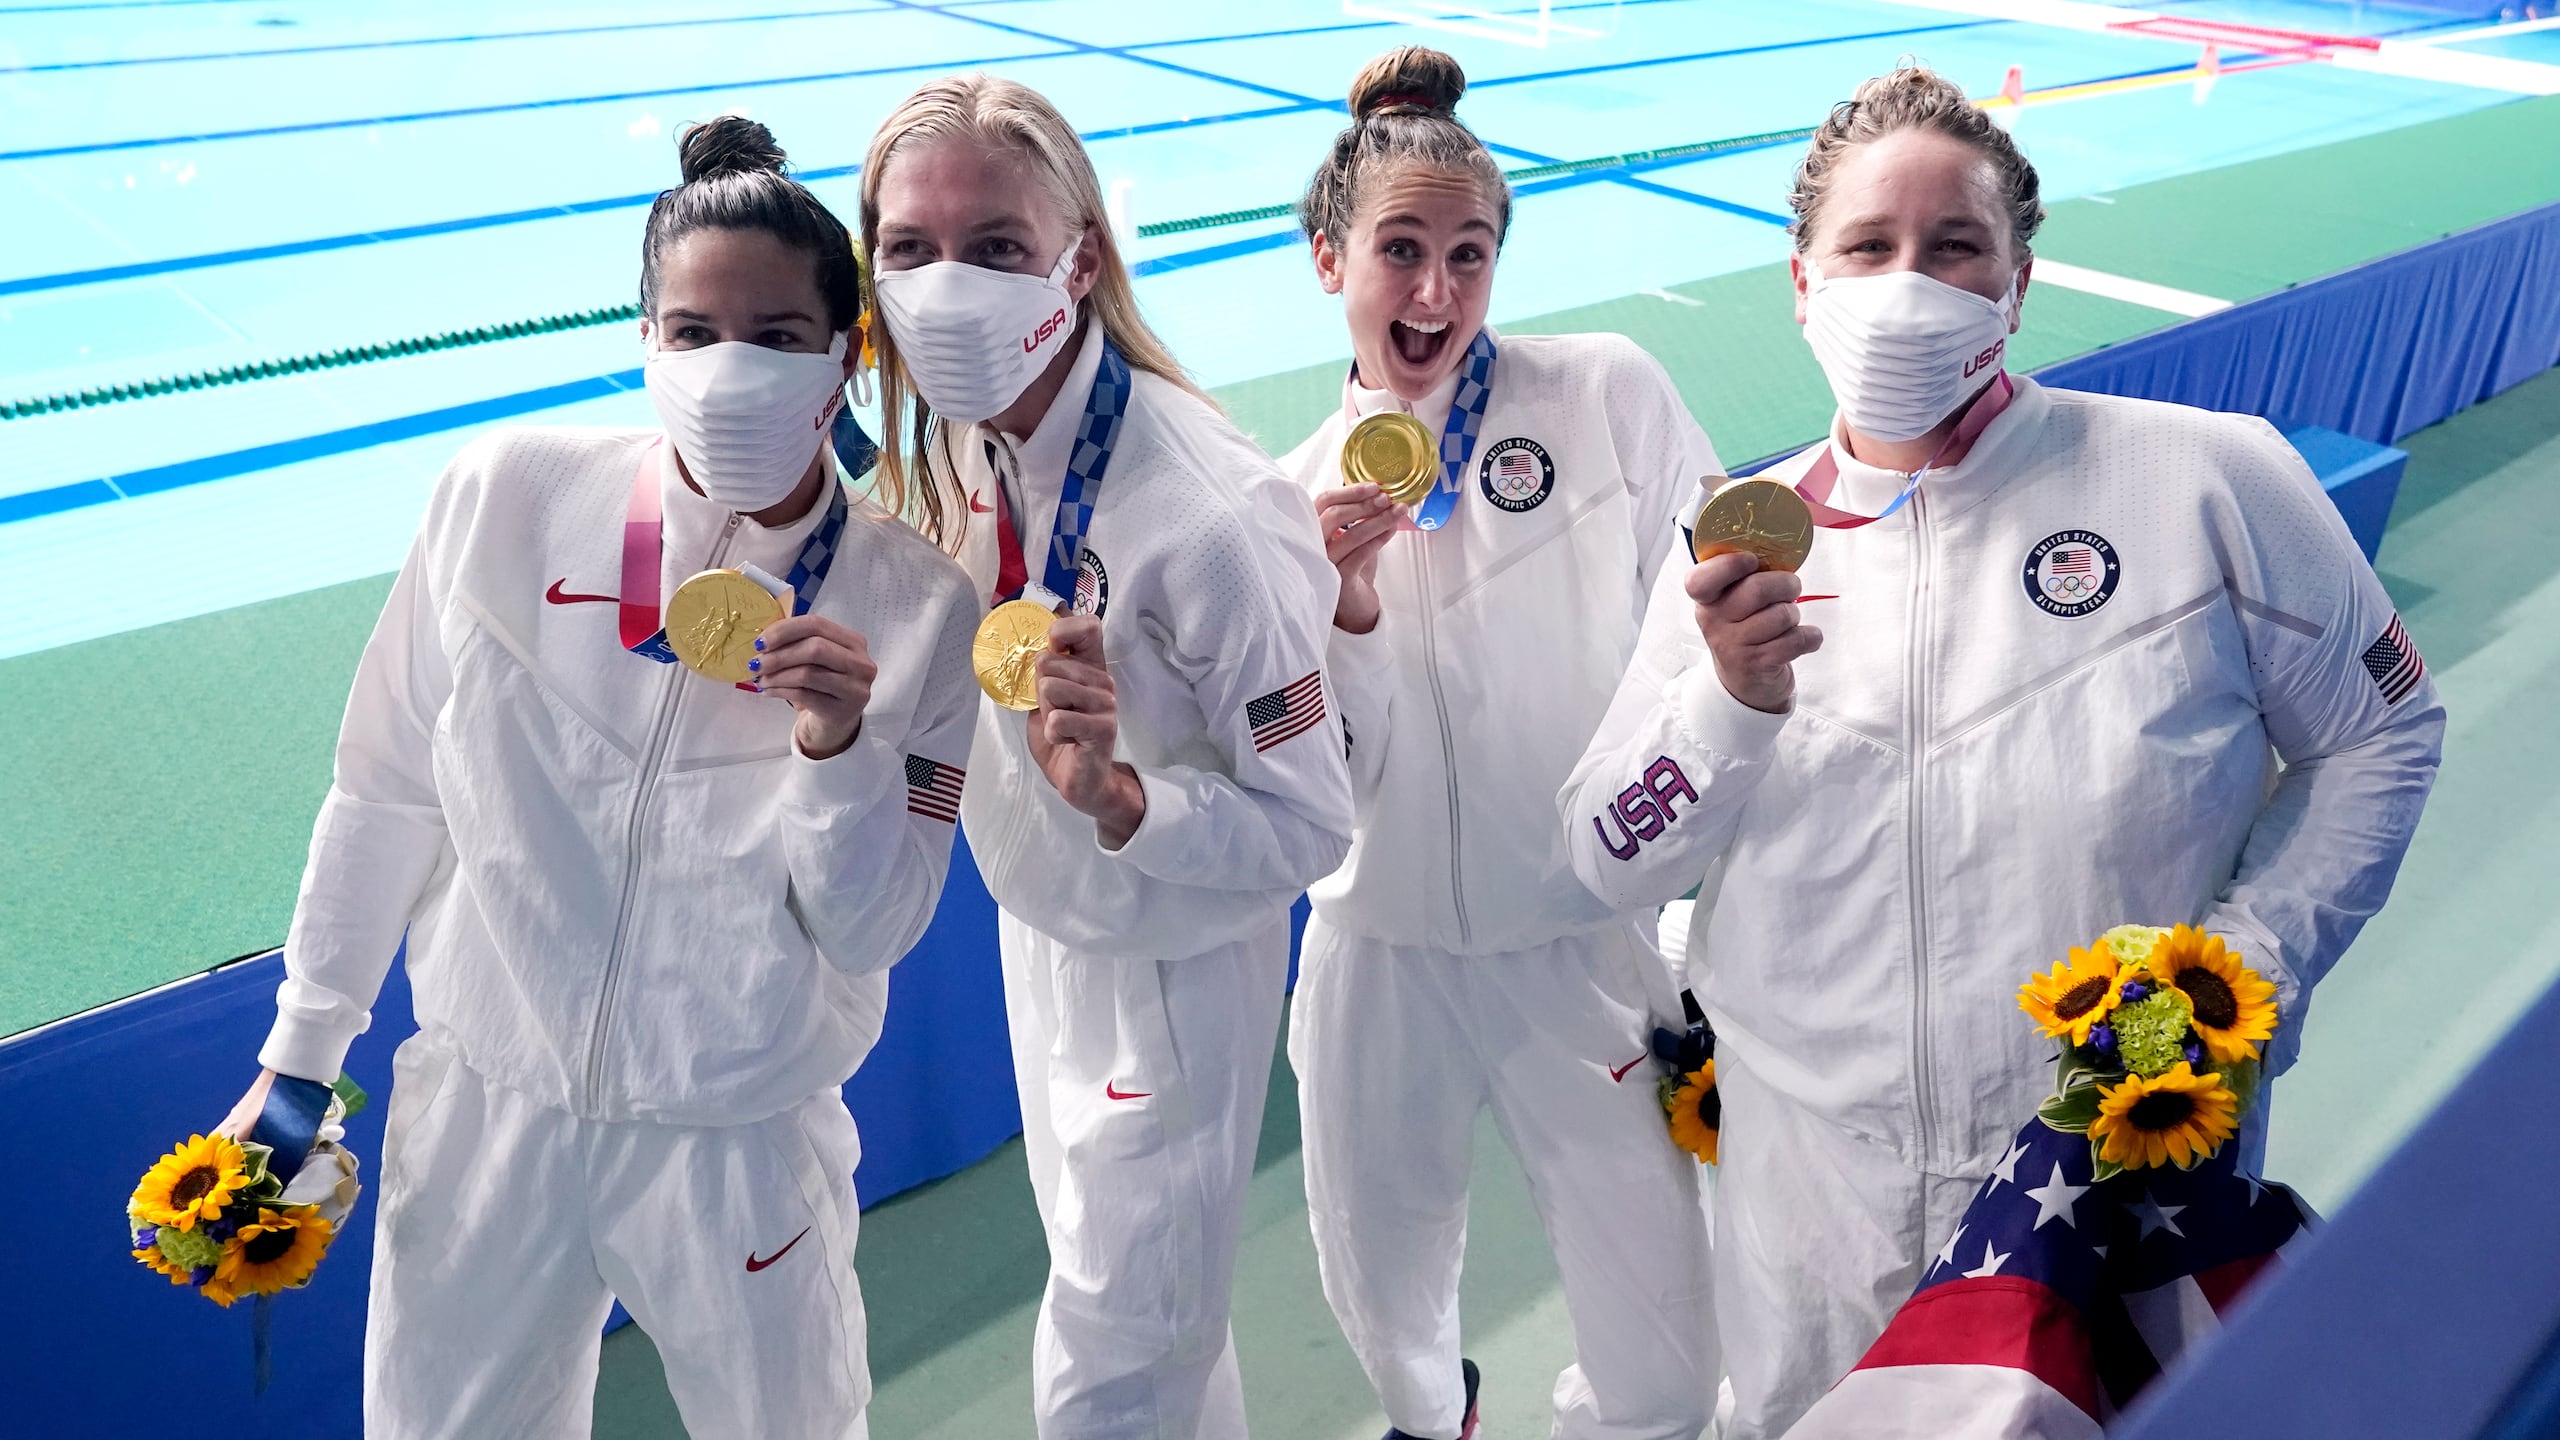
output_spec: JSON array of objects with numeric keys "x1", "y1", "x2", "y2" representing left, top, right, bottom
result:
[
  {"x1": 748, "y1": 658, "x2": 760, "y2": 672},
  {"x1": 754, "y1": 637, "x2": 765, "y2": 651}
]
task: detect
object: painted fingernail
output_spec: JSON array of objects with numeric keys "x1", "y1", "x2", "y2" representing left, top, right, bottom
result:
[
  {"x1": 754, "y1": 637, "x2": 765, "y2": 651},
  {"x1": 748, "y1": 658, "x2": 761, "y2": 672},
  {"x1": 748, "y1": 683, "x2": 762, "y2": 693}
]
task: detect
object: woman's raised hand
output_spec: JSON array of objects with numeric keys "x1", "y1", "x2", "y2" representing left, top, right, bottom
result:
[
  {"x1": 1315, "y1": 482, "x2": 1400, "y2": 634},
  {"x1": 1688, "y1": 552, "x2": 1823, "y2": 714}
]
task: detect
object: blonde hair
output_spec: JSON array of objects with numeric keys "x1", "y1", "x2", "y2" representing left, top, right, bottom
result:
[
  {"x1": 859, "y1": 73, "x2": 1212, "y2": 553},
  {"x1": 1787, "y1": 64, "x2": 2044, "y2": 256},
  {"x1": 1298, "y1": 46, "x2": 1511, "y2": 251}
]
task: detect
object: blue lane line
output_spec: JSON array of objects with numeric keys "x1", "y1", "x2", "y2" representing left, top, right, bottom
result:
[
  {"x1": 0, "y1": 0, "x2": 270, "y2": 11},
  {"x1": 0, "y1": 17, "x2": 1949, "y2": 297},
  {"x1": 0, "y1": 48, "x2": 1067, "y2": 163},
  {"x1": 0, "y1": 0, "x2": 1066, "y2": 75},
  {"x1": 0, "y1": 371, "x2": 644, "y2": 525},
  {"x1": 1131, "y1": 230, "x2": 1301, "y2": 277},
  {"x1": 0, "y1": 5, "x2": 895, "y2": 76}
]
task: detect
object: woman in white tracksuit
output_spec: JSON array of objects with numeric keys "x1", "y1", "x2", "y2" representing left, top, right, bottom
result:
[
  {"x1": 229, "y1": 119, "x2": 983, "y2": 1438},
  {"x1": 1282, "y1": 49, "x2": 1719, "y2": 1440},
  {"x1": 857, "y1": 76, "x2": 1355, "y2": 1439},
  {"x1": 1560, "y1": 67, "x2": 2445, "y2": 1439}
]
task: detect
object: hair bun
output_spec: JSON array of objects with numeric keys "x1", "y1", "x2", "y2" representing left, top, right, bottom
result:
[
  {"x1": 1349, "y1": 45, "x2": 1467, "y2": 121},
  {"x1": 678, "y1": 115, "x2": 788, "y2": 183}
]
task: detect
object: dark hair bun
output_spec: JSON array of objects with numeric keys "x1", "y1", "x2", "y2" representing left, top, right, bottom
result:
[
  {"x1": 1349, "y1": 46, "x2": 1467, "y2": 121},
  {"x1": 678, "y1": 115, "x2": 788, "y2": 184}
]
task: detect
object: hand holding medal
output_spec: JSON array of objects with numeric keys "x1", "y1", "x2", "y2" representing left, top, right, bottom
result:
[
  {"x1": 1687, "y1": 476, "x2": 1825, "y2": 715},
  {"x1": 750, "y1": 611, "x2": 877, "y2": 759}
]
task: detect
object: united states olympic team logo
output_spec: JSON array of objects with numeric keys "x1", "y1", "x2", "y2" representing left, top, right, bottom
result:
[
  {"x1": 1478, "y1": 437, "x2": 1554, "y2": 513},
  {"x1": 2023, "y1": 530, "x2": 2120, "y2": 618},
  {"x1": 1074, "y1": 549, "x2": 1109, "y2": 617}
]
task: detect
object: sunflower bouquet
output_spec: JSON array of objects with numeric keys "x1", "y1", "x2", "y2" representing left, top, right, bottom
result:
[
  {"x1": 2019, "y1": 923, "x2": 2279, "y2": 1180},
  {"x1": 126, "y1": 1080, "x2": 365, "y2": 1310},
  {"x1": 1651, "y1": 992, "x2": 1720, "y2": 1166}
]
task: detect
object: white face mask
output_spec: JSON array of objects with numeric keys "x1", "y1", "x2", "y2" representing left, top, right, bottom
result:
[
  {"x1": 872, "y1": 238, "x2": 1080, "y2": 424},
  {"x1": 1801, "y1": 264, "x2": 2020, "y2": 443},
  {"x1": 644, "y1": 333, "x2": 848, "y2": 511}
]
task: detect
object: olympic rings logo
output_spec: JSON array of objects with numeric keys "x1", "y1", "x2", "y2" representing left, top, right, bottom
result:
[{"x1": 2046, "y1": 572, "x2": 2100, "y2": 598}]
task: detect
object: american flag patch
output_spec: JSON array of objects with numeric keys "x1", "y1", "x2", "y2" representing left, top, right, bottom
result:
[
  {"x1": 2360, "y1": 614, "x2": 2425, "y2": 706},
  {"x1": 1246, "y1": 671, "x2": 1327, "y2": 753},
  {"x1": 2048, "y1": 546, "x2": 2094, "y2": 575},
  {"x1": 905, "y1": 754, "x2": 965, "y2": 823}
]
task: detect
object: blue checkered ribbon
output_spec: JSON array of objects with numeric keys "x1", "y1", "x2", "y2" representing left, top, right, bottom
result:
[
  {"x1": 1029, "y1": 334, "x2": 1132, "y2": 602},
  {"x1": 1415, "y1": 329, "x2": 1498, "y2": 533},
  {"x1": 780, "y1": 482, "x2": 849, "y2": 617}
]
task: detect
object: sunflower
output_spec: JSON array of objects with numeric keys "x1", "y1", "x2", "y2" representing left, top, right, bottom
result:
[
  {"x1": 214, "y1": 1208, "x2": 334, "y2": 1298},
  {"x1": 2143, "y1": 925, "x2": 2278, "y2": 1066},
  {"x1": 2019, "y1": 942, "x2": 2125, "y2": 1046},
  {"x1": 1664, "y1": 1060, "x2": 1720, "y2": 1166},
  {"x1": 2090, "y1": 1062, "x2": 2239, "y2": 1170},
  {"x1": 129, "y1": 1134, "x2": 251, "y2": 1232},
  {"x1": 133, "y1": 1242, "x2": 193, "y2": 1287}
]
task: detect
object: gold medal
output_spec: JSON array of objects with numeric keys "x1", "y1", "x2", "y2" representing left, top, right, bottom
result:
[
  {"x1": 1341, "y1": 410, "x2": 1438, "y2": 507},
  {"x1": 1690, "y1": 478, "x2": 1815, "y2": 573},
  {"x1": 973, "y1": 598, "x2": 1057, "y2": 712},
  {"x1": 665, "y1": 568, "x2": 787, "y2": 684}
]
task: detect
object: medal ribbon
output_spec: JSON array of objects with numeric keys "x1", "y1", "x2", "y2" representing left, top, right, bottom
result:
[
  {"x1": 619, "y1": 438, "x2": 851, "y2": 664},
  {"x1": 1002, "y1": 333, "x2": 1131, "y2": 606},
  {"x1": 1790, "y1": 371, "x2": 2015, "y2": 529},
  {"x1": 1417, "y1": 329, "x2": 1497, "y2": 533}
]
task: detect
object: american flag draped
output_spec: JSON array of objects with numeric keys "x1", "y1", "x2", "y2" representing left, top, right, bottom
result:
[{"x1": 1789, "y1": 1115, "x2": 2313, "y2": 1438}]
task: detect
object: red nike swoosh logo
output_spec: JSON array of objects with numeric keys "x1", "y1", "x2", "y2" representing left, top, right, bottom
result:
[
  {"x1": 546, "y1": 579, "x2": 617, "y2": 606},
  {"x1": 745, "y1": 1227, "x2": 811, "y2": 1272},
  {"x1": 1104, "y1": 1083, "x2": 1150, "y2": 1101},
  {"x1": 969, "y1": 488, "x2": 994, "y2": 514},
  {"x1": 1609, "y1": 1052, "x2": 1649, "y2": 1083}
]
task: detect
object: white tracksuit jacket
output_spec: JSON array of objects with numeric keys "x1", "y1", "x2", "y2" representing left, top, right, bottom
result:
[
  {"x1": 1277, "y1": 330, "x2": 1723, "y2": 1440},
  {"x1": 1560, "y1": 377, "x2": 2444, "y2": 1433},
  {"x1": 261, "y1": 427, "x2": 983, "y2": 1124},
  {"x1": 945, "y1": 323, "x2": 1355, "y2": 953},
  {"x1": 1283, "y1": 329, "x2": 1711, "y2": 950}
]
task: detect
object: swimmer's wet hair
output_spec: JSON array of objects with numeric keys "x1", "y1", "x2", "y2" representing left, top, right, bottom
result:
[
  {"x1": 1788, "y1": 64, "x2": 2044, "y2": 255},
  {"x1": 639, "y1": 115, "x2": 864, "y2": 331},
  {"x1": 1297, "y1": 46, "x2": 1513, "y2": 251}
]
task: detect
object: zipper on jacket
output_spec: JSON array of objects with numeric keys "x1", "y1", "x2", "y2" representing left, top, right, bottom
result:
[
  {"x1": 1902, "y1": 486, "x2": 1940, "y2": 1170},
  {"x1": 582, "y1": 509, "x2": 739, "y2": 1111},
  {"x1": 1415, "y1": 538, "x2": 1473, "y2": 947}
]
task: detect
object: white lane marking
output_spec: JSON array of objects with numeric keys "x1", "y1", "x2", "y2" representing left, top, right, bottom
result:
[
  {"x1": 1643, "y1": 287, "x2": 1705, "y2": 307},
  {"x1": 2031, "y1": 258, "x2": 2230, "y2": 316},
  {"x1": 1853, "y1": 0, "x2": 2154, "y2": 31},
  {"x1": 2410, "y1": 15, "x2": 2560, "y2": 46},
  {"x1": 2330, "y1": 42, "x2": 2560, "y2": 95}
]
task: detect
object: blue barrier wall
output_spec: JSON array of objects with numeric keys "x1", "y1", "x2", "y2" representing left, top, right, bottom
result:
[
  {"x1": 2114, "y1": 970, "x2": 2560, "y2": 1440},
  {"x1": 2036, "y1": 199, "x2": 2560, "y2": 446}
]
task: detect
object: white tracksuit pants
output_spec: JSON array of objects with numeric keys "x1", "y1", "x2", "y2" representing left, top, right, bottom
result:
[
  {"x1": 1289, "y1": 915, "x2": 1717, "y2": 1440},
  {"x1": 364, "y1": 1034, "x2": 872, "y2": 1439},
  {"x1": 1000, "y1": 912, "x2": 1290, "y2": 1440},
  {"x1": 1709, "y1": 1056, "x2": 1974, "y2": 1440}
]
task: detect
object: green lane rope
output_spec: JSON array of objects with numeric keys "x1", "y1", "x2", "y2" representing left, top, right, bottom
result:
[
  {"x1": 2, "y1": 123, "x2": 1816, "y2": 423},
  {"x1": 0, "y1": 303, "x2": 641, "y2": 422}
]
